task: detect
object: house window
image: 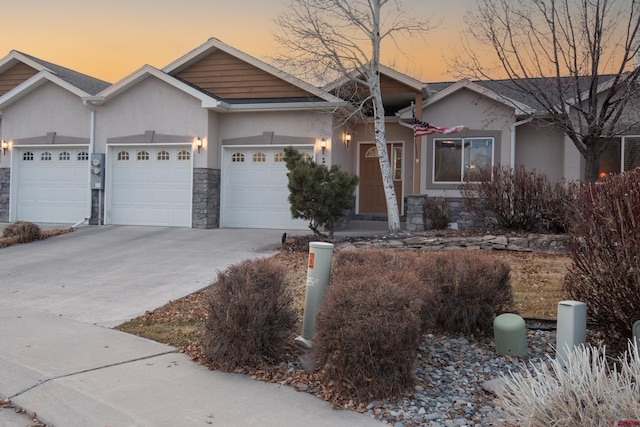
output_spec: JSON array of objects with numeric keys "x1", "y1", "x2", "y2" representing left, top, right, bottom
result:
[
  {"x1": 393, "y1": 147, "x2": 402, "y2": 180},
  {"x1": 78, "y1": 151, "x2": 89, "y2": 161},
  {"x1": 433, "y1": 138, "x2": 493, "y2": 183},
  {"x1": 157, "y1": 150, "x2": 170, "y2": 161},
  {"x1": 41, "y1": 152, "x2": 52, "y2": 161},
  {"x1": 274, "y1": 152, "x2": 285, "y2": 163},
  {"x1": 178, "y1": 150, "x2": 190, "y2": 160},
  {"x1": 117, "y1": 151, "x2": 130, "y2": 161},
  {"x1": 232, "y1": 152, "x2": 245, "y2": 163},
  {"x1": 253, "y1": 152, "x2": 266, "y2": 163},
  {"x1": 623, "y1": 136, "x2": 640, "y2": 172},
  {"x1": 137, "y1": 151, "x2": 149, "y2": 161},
  {"x1": 23, "y1": 152, "x2": 34, "y2": 161},
  {"x1": 597, "y1": 136, "x2": 640, "y2": 180},
  {"x1": 59, "y1": 151, "x2": 71, "y2": 161}
]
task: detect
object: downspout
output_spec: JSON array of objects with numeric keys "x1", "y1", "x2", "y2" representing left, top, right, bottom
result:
[{"x1": 510, "y1": 117, "x2": 532, "y2": 168}]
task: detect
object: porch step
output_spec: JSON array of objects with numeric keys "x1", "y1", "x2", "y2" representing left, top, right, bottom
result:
[{"x1": 353, "y1": 214, "x2": 406, "y2": 222}]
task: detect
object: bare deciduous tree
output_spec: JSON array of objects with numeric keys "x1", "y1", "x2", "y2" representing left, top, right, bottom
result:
[
  {"x1": 274, "y1": 0, "x2": 431, "y2": 234},
  {"x1": 454, "y1": 0, "x2": 640, "y2": 182}
]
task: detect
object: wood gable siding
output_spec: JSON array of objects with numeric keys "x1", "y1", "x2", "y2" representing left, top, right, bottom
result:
[
  {"x1": 380, "y1": 74, "x2": 418, "y2": 94},
  {"x1": 175, "y1": 50, "x2": 314, "y2": 100},
  {"x1": 0, "y1": 62, "x2": 38, "y2": 97}
]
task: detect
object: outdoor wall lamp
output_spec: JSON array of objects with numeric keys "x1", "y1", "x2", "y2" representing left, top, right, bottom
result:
[
  {"x1": 1, "y1": 140, "x2": 7, "y2": 156},
  {"x1": 320, "y1": 138, "x2": 327, "y2": 155},
  {"x1": 196, "y1": 137, "x2": 203, "y2": 153},
  {"x1": 344, "y1": 132, "x2": 351, "y2": 147}
]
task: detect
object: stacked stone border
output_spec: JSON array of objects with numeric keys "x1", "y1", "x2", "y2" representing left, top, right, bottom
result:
[{"x1": 335, "y1": 232, "x2": 569, "y2": 254}]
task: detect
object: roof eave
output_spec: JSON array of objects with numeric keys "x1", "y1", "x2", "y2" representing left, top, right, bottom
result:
[{"x1": 210, "y1": 100, "x2": 349, "y2": 113}]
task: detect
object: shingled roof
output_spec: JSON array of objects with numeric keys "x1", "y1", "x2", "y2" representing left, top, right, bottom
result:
[
  {"x1": 15, "y1": 51, "x2": 111, "y2": 95},
  {"x1": 427, "y1": 75, "x2": 620, "y2": 112}
]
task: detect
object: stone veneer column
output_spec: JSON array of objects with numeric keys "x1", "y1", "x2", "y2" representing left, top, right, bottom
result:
[
  {"x1": 192, "y1": 168, "x2": 220, "y2": 229},
  {"x1": 0, "y1": 168, "x2": 9, "y2": 222},
  {"x1": 90, "y1": 190, "x2": 103, "y2": 225},
  {"x1": 406, "y1": 195, "x2": 483, "y2": 231}
]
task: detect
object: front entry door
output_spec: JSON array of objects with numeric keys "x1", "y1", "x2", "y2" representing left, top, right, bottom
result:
[{"x1": 358, "y1": 143, "x2": 403, "y2": 214}]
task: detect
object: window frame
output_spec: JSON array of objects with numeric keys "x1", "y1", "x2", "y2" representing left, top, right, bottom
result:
[
  {"x1": 432, "y1": 137, "x2": 494, "y2": 184},
  {"x1": 622, "y1": 135, "x2": 640, "y2": 173}
]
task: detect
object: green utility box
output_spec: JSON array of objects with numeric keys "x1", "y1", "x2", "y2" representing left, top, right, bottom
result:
[{"x1": 493, "y1": 313, "x2": 527, "y2": 357}]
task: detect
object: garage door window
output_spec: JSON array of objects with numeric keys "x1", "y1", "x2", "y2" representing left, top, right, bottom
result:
[
  {"x1": 117, "y1": 151, "x2": 130, "y2": 161},
  {"x1": 157, "y1": 150, "x2": 170, "y2": 161},
  {"x1": 41, "y1": 152, "x2": 52, "y2": 161},
  {"x1": 253, "y1": 152, "x2": 266, "y2": 163},
  {"x1": 78, "y1": 151, "x2": 89, "y2": 161},
  {"x1": 137, "y1": 151, "x2": 149, "y2": 161},
  {"x1": 178, "y1": 150, "x2": 190, "y2": 160},
  {"x1": 232, "y1": 152, "x2": 244, "y2": 163},
  {"x1": 59, "y1": 151, "x2": 71, "y2": 161},
  {"x1": 274, "y1": 152, "x2": 285, "y2": 162},
  {"x1": 23, "y1": 152, "x2": 34, "y2": 161}
]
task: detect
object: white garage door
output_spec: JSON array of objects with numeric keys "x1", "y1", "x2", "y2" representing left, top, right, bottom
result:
[
  {"x1": 221, "y1": 146, "x2": 312, "y2": 229},
  {"x1": 108, "y1": 146, "x2": 192, "y2": 227},
  {"x1": 14, "y1": 147, "x2": 89, "y2": 223}
]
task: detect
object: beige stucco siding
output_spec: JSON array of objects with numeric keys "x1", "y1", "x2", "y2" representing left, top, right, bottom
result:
[
  {"x1": 515, "y1": 123, "x2": 565, "y2": 182},
  {"x1": 94, "y1": 77, "x2": 208, "y2": 166},
  {"x1": 2, "y1": 82, "x2": 90, "y2": 140},
  {"x1": 420, "y1": 88, "x2": 514, "y2": 195},
  {"x1": 218, "y1": 110, "x2": 333, "y2": 165}
]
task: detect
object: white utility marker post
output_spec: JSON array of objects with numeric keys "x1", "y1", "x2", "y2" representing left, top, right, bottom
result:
[
  {"x1": 295, "y1": 242, "x2": 334, "y2": 350},
  {"x1": 556, "y1": 300, "x2": 587, "y2": 365}
]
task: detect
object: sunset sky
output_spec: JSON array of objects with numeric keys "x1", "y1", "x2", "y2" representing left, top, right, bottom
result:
[{"x1": 0, "y1": 0, "x2": 471, "y2": 84}]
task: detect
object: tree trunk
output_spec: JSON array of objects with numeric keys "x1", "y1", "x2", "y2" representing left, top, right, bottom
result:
[
  {"x1": 584, "y1": 148, "x2": 599, "y2": 183},
  {"x1": 371, "y1": 1, "x2": 401, "y2": 235},
  {"x1": 373, "y1": 101, "x2": 402, "y2": 234}
]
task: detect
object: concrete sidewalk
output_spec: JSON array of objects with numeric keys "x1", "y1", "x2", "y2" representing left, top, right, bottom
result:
[
  {"x1": 0, "y1": 304, "x2": 381, "y2": 427},
  {"x1": 0, "y1": 223, "x2": 388, "y2": 426}
]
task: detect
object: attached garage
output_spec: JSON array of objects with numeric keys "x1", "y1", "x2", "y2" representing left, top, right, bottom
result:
[
  {"x1": 106, "y1": 145, "x2": 193, "y2": 227},
  {"x1": 220, "y1": 146, "x2": 312, "y2": 229},
  {"x1": 12, "y1": 146, "x2": 90, "y2": 223}
]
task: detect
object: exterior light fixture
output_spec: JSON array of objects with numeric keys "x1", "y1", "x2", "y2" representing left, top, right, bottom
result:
[
  {"x1": 344, "y1": 132, "x2": 351, "y2": 147},
  {"x1": 1, "y1": 140, "x2": 7, "y2": 156},
  {"x1": 320, "y1": 138, "x2": 327, "y2": 155},
  {"x1": 196, "y1": 137, "x2": 203, "y2": 153}
]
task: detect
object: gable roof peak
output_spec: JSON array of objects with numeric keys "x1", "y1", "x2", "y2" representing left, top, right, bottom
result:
[
  {"x1": 0, "y1": 50, "x2": 110, "y2": 95},
  {"x1": 162, "y1": 37, "x2": 343, "y2": 104}
]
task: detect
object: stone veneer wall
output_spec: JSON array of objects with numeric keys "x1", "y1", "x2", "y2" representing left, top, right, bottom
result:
[
  {"x1": 406, "y1": 195, "x2": 488, "y2": 232},
  {"x1": 0, "y1": 168, "x2": 9, "y2": 222},
  {"x1": 90, "y1": 190, "x2": 102, "y2": 225},
  {"x1": 192, "y1": 168, "x2": 220, "y2": 229}
]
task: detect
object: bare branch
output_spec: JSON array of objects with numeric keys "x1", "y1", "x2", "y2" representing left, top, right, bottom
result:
[{"x1": 452, "y1": 0, "x2": 640, "y2": 181}]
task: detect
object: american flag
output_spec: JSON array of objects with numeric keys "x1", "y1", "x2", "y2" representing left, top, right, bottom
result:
[{"x1": 413, "y1": 117, "x2": 464, "y2": 137}]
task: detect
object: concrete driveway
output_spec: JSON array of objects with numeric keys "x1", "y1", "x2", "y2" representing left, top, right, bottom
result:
[
  {"x1": 1, "y1": 225, "x2": 286, "y2": 327},
  {"x1": 0, "y1": 223, "x2": 386, "y2": 427}
]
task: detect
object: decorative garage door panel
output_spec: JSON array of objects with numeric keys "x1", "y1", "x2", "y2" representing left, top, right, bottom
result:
[
  {"x1": 221, "y1": 147, "x2": 312, "y2": 229},
  {"x1": 109, "y1": 146, "x2": 192, "y2": 227},
  {"x1": 15, "y1": 147, "x2": 89, "y2": 223}
]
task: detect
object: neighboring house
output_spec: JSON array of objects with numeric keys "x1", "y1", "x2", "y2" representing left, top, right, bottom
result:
[
  {"x1": 0, "y1": 39, "x2": 346, "y2": 229},
  {"x1": 0, "y1": 38, "x2": 638, "y2": 230}
]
